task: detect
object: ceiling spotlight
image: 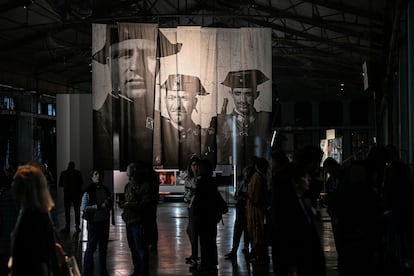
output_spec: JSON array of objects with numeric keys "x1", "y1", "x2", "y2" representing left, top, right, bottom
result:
[{"x1": 340, "y1": 83, "x2": 344, "y2": 87}]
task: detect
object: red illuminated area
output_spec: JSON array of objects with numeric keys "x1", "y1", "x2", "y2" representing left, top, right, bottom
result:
[{"x1": 159, "y1": 172, "x2": 175, "y2": 185}]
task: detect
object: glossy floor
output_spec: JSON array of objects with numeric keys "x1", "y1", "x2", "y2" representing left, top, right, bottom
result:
[{"x1": 58, "y1": 198, "x2": 339, "y2": 276}]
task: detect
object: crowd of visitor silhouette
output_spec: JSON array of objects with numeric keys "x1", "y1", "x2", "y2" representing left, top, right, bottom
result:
[{"x1": 0, "y1": 144, "x2": 413, "y2": 276}]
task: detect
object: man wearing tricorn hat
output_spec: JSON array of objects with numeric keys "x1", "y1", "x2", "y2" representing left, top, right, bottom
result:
[
  {"x1": 217, "y1": 69, "x2": 272, "y2": 169},
  {"x1": 92, "y1": 24, "x2": 181, "y2": 170},
  {"x1": 159, "y1": 74, "x2": 214, "y2": 169}
]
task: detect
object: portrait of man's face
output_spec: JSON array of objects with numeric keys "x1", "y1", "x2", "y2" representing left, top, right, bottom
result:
[
  {"x1": 165, "y1": 90, "x2": 197, "y2": 126},
  {"x1": 230, "y1": 87, "x2": 257, "y2": 115},
  {"x1": 110, "y1": 38, "x2": 156, "y2": 99}
]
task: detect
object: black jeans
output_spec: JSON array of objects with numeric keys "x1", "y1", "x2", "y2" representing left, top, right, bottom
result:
[
  {"x1": 231, "y1": 204, "x2": 249, "y2": 251},
  {"x1": 126, "y1": 223, "x2": 149, "y2": 276},
  {"x1": 197, "y1": 221, "x2": 218, "y2": 269},
  {"x1": 83, "y1": 220, "x2": 110, "y2": 276},
  {"x1": 64, "y1": 195, "x2": 81, "y2": 228}
]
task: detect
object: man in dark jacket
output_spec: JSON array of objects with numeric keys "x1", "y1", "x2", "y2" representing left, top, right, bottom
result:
[
  {"x1": 119, "y1": 162, "x2": 157, "y2": 276},
  {"x1": 59, "y1": 161, "x2": 83, "y2": 233}
]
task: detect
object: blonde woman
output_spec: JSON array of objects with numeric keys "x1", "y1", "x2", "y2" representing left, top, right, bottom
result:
[{"x1": 10, "y1": 164, "x2": 59, "y2": 276}]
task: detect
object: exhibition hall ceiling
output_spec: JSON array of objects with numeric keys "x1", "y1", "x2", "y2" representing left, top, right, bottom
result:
[{"x1": 0, "y1": 0, "x2": 388, "y2": 95}]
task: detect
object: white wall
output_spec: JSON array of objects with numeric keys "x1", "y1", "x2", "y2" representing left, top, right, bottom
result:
[{"x1": 56, "y1": 94, "x2": 93, "y2": 212}]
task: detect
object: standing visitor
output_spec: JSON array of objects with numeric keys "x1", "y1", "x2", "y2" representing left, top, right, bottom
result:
[
  {"x1": 59, "y1": 161, "x2": 84, "y2": 233},
  {"x1": 225, "y1": 165, "x2": 254, "y2": 259},
  {"x1": 119, "y1": 162, "x2": 156, "y2": 276},
  {"x1": 246, "y1": 157, "x2": 269, "y2": 263},
  {"x1": 81, "y1": 170, "x2": 113, "y2": 276},
  {"x1": 273, "y1": 162, "x2": 326, "y2": 276},
  {"x1": 191, "y1": 158, "x2": 221, "y2": 274}
]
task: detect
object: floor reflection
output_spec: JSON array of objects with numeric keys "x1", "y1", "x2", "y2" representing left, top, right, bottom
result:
[{"x1": 60, "y1": 201, "x2": 339, "y2": 276}]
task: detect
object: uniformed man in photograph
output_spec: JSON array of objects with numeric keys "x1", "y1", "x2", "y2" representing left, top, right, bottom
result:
[
  {"x1": 217, "y1": 69, "x2": 272, "y2": 169},
  {"x1": 92, "y1": 25, "x2": 181, "y2": 170},
  {"x1": 159, "y1": 74, "x2": 213, "y2": 169}
]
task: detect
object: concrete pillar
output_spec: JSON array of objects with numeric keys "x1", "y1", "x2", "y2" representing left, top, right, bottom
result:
[
  {"x1": 56, "y1": 94, "x2": 92, "y2": 212},
  {"x1": 16, "y1": 116, "x2": 34, "y2": 164},
  {"x1": 397, "y1": 33, "x2": 409, "y2": 161},
  {"x1": 407, "y1": 0, "x2": 414, "y2": 256},
  {"x1": 408, "y1": 0, "x2": 414, "y2": 166}
]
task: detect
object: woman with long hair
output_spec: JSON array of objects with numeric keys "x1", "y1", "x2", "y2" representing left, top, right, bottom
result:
[{"x1": 10, "y1": 164, "x2": 58, "y2": 276}]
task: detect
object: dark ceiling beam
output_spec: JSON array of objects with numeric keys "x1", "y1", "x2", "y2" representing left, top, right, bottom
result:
[
  {"x1": 322, "y1": 18, "x2": 383, "y2": 30},
  {"x1": 248, "y1": 18, "x2": 382, "y2": 58},
  {"x1": 272, "y1": 30, "x2": 379, "y2": 84},
  {"x1": 196, "y1": 1, "x2": 383, "y2": 54},
  {"x1": 253, "y1": 4, "x2": 383, "y2": 44},
  {"x1": 274, "y1": 60, "x2": 359, "y2": 75},
  {"x1": 0, "y1": 26, "x2": 56, "y2": 51},
  {"x1": 302, "y1": 0, "x2": 383, "y2": 22},
  {"x1": 0, "y1": 62, "x2": 89, "y2": 94},
  {"x1": 182, "y1": 0, "x2": 226, "y2": 13},
  {"x1": 273, "y1": 36, "x2": 335, "y2": 58},
  {"x1": 274, "y1": 64, "x2": 361, "y2": 83},
  {"x1": 31, "y1": 1, "x2": 62, "y2": 21},
  {"x1": 34, "y1": 47, "x2": 90, "y2": 76},
  {"x1": 274, "y1": 51, "x2": 362, "y2": 78},
  {"x1": 272, "y1": 50, "x2": 362, "y2": 81},
  {"x1": 213, "y1": 0, "x2": 249, "y2": 11},
  {"x1": 0, "y1": 20, "x2": 58, "y2": 32},
  {"x1": 0, "y1": 21, "x2": 91, "y2": 52},
  {"x1": 273, "y1": 54, "x2": 358, "y2": 79},
  {"x1": 0, "y1": 1, "x2": 61, "y2": 23},
  {"x1": 0, "y1": 2, "x2": 23, "y2": 13},
  {"x1": 146, "y1": 0, "x2": 167, "y2": 13},
  {"x1": 0, "y1": 15, "x2": 27, "y2": 32}
]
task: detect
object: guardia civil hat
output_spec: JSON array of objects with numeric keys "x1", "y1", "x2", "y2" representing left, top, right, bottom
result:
[
  {"x1": 221, "y1": 69, "x2": 269, "y2": 88},
  {"x1": 92, "y1": 24, "x2": 182, "y2": 64},
  {"x1": 161, "y1": 74, "x2": 209, "y2": 96}
]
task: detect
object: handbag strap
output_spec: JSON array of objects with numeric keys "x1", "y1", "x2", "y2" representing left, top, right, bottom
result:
[{"x1": 49, "y1": 213, "x2": 67, "y2": 276}]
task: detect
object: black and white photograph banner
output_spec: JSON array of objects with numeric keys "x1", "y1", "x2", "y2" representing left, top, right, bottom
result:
[{"x1": 92, "y1": 24, "x2": 272, "y2": 171}]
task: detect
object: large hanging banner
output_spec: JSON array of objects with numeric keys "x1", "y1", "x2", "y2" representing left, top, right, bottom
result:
[
  {"x1": 92, "y1": 24, "x2": 272, "y2": 171},
  {"x1": 92, "y1": 23, "x2": 158, "y2": 170}
]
